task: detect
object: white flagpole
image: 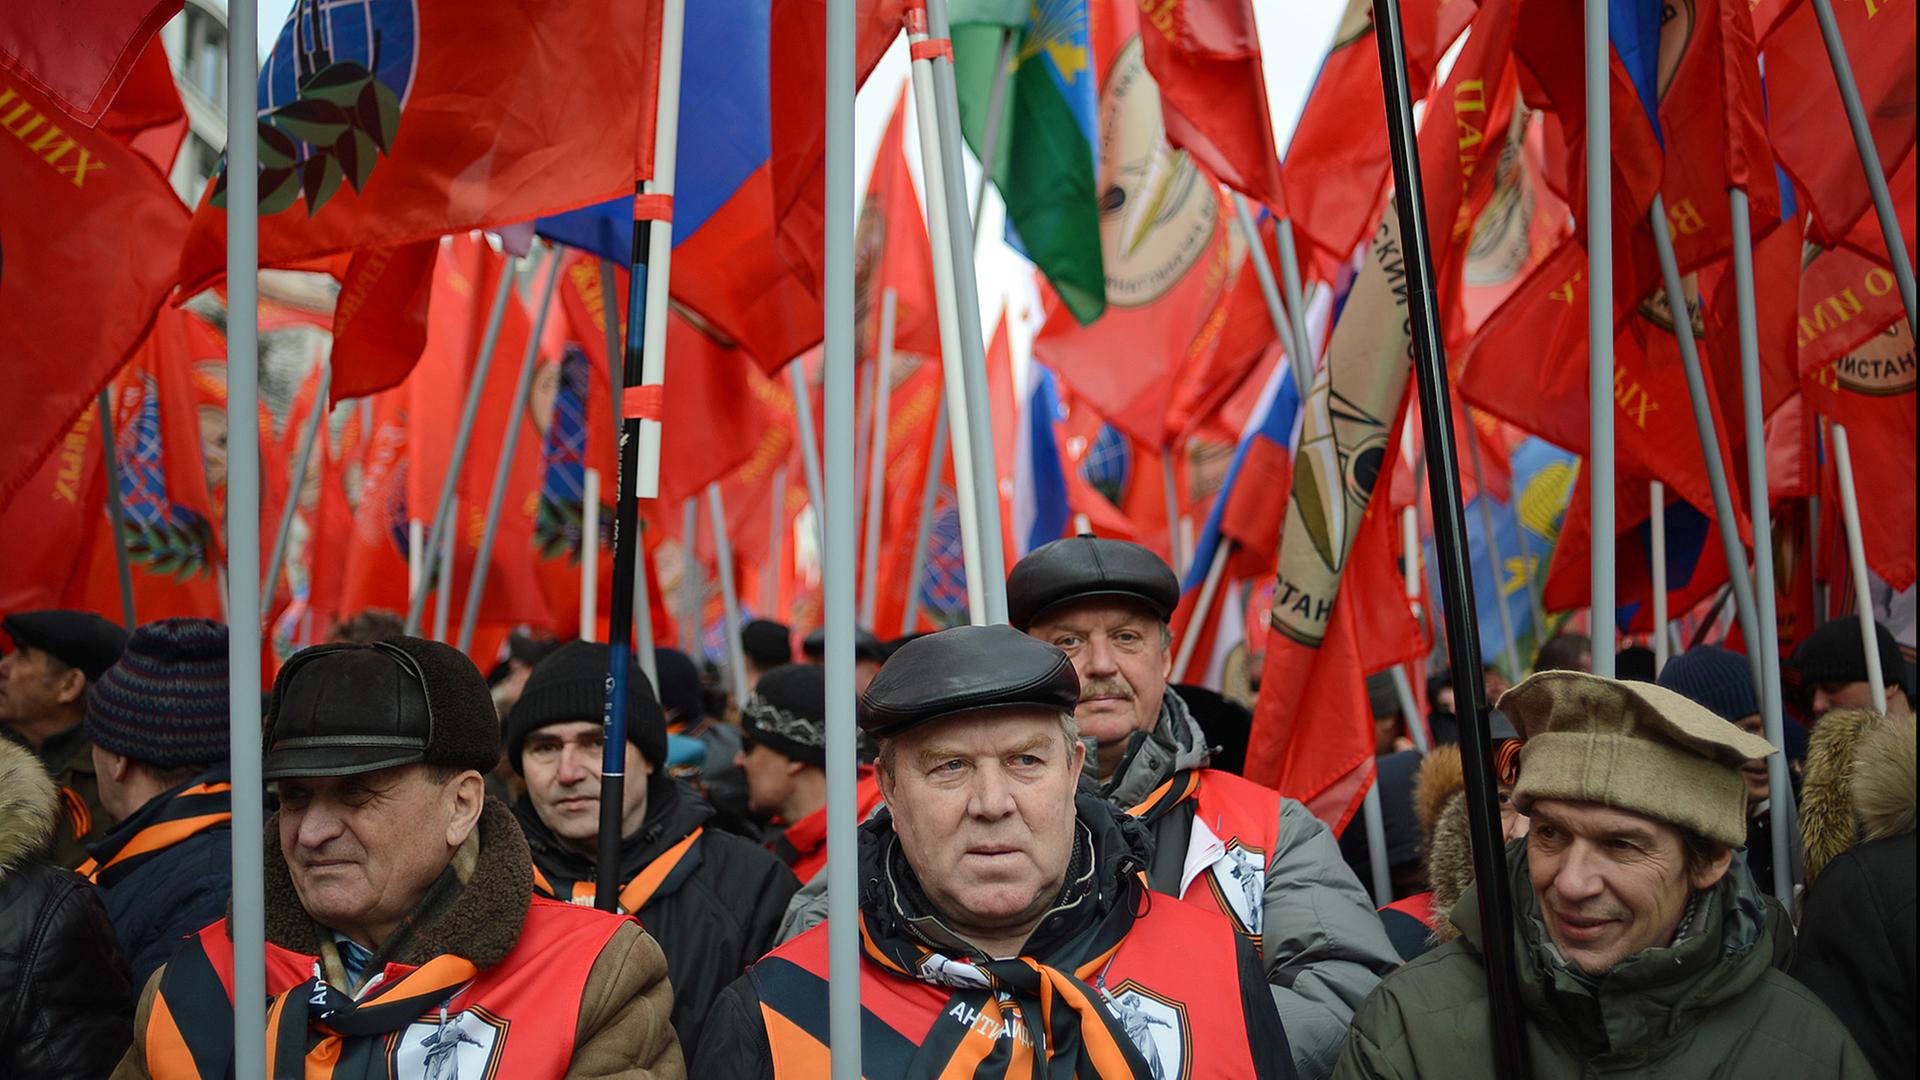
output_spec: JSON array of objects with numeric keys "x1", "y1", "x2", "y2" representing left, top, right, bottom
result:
[
  {"x1": 1651, "y1": 480, "x2": 1669, "y2": 671},
  {"x1": 432, "y1": 500, "x2": 454, "y2": 642},
  {"x1": 680, "y1": 497, "x2": 701, "y2": 655},
  {"x1": 1275, "y1": 219, "x2": 1317, "y2": 375},
  {"x1": 599, "y1": 257, "x2": 657, "y2": 690},
  {"x1": 1170, "y1": 542, "x2": 1231, "y2": 683},
  {"x1": 707, "y1": 484, "x2": 752, "y2": 707},
  {"x1": 1829, "y1": 423, "x2": 1888, "y2": 712},
  {"x1": 1160, "y1": 449, "x2": 1185, "y2": 576},
  {"x1": 408, "y1": 519, "x2": 425, "y2": 600},
  {"x1": 969, "y1": 29, "x2": 1015, "y2": 243},
  {"x1": 1586, "y1": 0, "x2": 1615, "y2": 677},
  {"x1": 788, "y1": 363, "x2": 829, "y2": 553},
  {"x1": 581, "y1": 468, "x2": 602, "y2": 642},
  {"x1": 861, "y1": 289, "x2": 898, "y2": 628},
  {"x1": 1234, "y1": 194, "x2": 1311, "y2": 398}
]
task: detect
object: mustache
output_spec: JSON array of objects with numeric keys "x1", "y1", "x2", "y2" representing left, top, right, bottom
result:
[{"x1": 1078, "y1": 677, "x2": 1134, "y2": 702}]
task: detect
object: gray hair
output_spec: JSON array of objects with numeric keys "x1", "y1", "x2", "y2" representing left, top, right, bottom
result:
[{"x1": 875, "y1": 710, "x2": 1081, "y2": 781}]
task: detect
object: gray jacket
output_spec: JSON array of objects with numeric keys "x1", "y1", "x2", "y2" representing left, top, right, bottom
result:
[{"x1": 778, "y1": 690, "x2": 1400, "y2": 1079}]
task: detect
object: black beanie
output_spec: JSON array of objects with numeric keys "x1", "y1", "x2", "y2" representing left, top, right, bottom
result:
[
  {"x1": 741, "y1": 663, "x2": 827, "y2": 767},
  {"x1": 652, "y1": 646, "x2": 704, "y2": 723},
  {"x1": 87, "y1": 618, "x2": 230, "y2": 770},
  {"x1": 1789, "y1": 618, "x2": 1907, "y2": 696},
  {"x1": 741, "y1": 619, "x2": 793, "y2": 668},
  {"x1": 506, "y1": 641, "x2": 667, "y2": 773}
]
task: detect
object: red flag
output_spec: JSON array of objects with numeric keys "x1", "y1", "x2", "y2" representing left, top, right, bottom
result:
[
  {"x1": 339, "y1": 389, "x2": 411, "y2": 618},
  {"x1": 1543, "y1": 466, "x2": 1733, "y2": 633},
  {"x1": 0, "y1": 0, "x2": 180, "y2": 126},
  {"x1": 0, "y1": 68, "x2": 188, "y2": 505},
  {"x1": 176, "y1": 0, "x2": 662, "y2": 295},
  {"x1": 857, "y1": 85, "x2": 941, "y2": 364},
  {"x1": 328, "y1": 238, "x2": 441, "y2": 400},
  {"x1": 0, "y1": 403, "x2": 108, "y2": 616},
  {"x1": 1135, "y1": 0, "x2": 1285, "y2": 211},
  {"x1": 1801, "y1": 320, "x2": 1915, "y2": 590},
  {"x1": 1165, "y1": 247, "x2": 1282, "y2": 443},
  {"x1": 871, "y1": 354, "x2": 946, "y2": 635},
  {"x1": 98, "y1": 35, "x2": 186, "y2": 173},
  {"x1": 305, "y1": 401, "x2": 361, "y2": 627}
]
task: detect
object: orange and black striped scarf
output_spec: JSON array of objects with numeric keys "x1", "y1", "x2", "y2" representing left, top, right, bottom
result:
[
  {"x1": 265, "y1": 954, "x2": 478, "y2": 1079},
  {"x1": 77, "y1": 775, "x2": 231, "y2": 885}
]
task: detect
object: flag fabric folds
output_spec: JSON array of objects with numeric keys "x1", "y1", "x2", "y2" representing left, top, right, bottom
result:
[{"x1": 0, "y1": 0, "x2": 181, "y2": 126}]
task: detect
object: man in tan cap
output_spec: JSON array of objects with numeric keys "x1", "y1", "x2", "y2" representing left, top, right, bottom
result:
[{"x1": 1336, "y1": 671, "x2": 1872, "y2": 1079}]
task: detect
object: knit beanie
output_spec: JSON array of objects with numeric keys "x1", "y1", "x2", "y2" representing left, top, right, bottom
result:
[
  {"x1": 652, "y1": 646, "x2": 705, "y2": 724},
  {"x1": 85, "y1": 618, "x2": 230, "y2": 770},
  {"x1": 506, "y1": 641, "x2": 666, "y2": 773},
  {"x1": 741, "y1": 664, "x2": 826, "y2": 767},
  {"x1": 741, "y1": 619, "x2": 793, "y2": 668},
  {"x1": 1657, "y1": 646, "x2": 1759, "y2": 723},
  {"x1": 1789, "y1": 618, "x2": 1907, "y2": 696}
]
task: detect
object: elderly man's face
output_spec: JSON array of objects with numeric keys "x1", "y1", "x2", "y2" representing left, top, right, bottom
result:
[
  {"x1": 1526, "y1": 798, "x2": 1729, "y2": 976},
  {"x1": 0, "y1": 645, "x2": 84, "y2": 727},
  {"x1": 879, "y1": 708, "x2": 1085, "y2": 956},
  {"x1": 277, "y1": 765, "x2": 484, "y2": 949},
  {"x1": 1026, "y1": 600, "x2": 1170, "y2": 767}
]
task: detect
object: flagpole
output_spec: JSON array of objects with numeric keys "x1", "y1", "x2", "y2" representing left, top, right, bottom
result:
[
  {"x1": 681, "y1": 498, "x2": 701, "y2": 654},
  {"x1": 1374, "y1": 0, "x2": 1529, "y2": 1074},
  {"x1": 853, "y1": 358, "x2": 874, "y2": 531},
  {"x1": 1585, "y1": 0, "x2": 1617, "y2": 679},
  {"x1": 458, "y1": 252, "x2": 562, "y2": 653},
  {"x1": 766, "y1": 463, "x2": 788, "y2": 613},
  {"x1": 1829, "y1": 422, "x2": 1887, "y2": 711},
  {"x1": 788, "y1": 363, "x2": 829, "y2": 553},
  {"x1": 405, "y1": 258, "x2": 517, "y2": 636},
  {"x1": 1462, "y1": 402, "x2": 1521, "y2": 678},
  {"x1": 908, "y1": 9, "x2": 988, "y2": 625},
  {"x1": 969, "y1": 28, "x2": 1015, "y2": 242},
  {"x1": 1730, "y1": 186, "x2": 1795, "y2": 899},
  {"x1": 707, "y1": 485, "x2": 752, "y2": 708},
  {"x1": 262, "y1": 363, "x2": 329, "y2": 616},
  {"x1": 1159, "y1": 449, "x2": 1185, "y2": 575},
  {"x1": 861, "y1": 289, "x2": 899, "y2": 628},
  {"x1": 1233, "y1": 194, "x2": 1311, "y2": 397},
  {"x1": 600, "y1": 257, "x2": 656, "y2": 690},
  {"x1": 96, "y1": 389, "x2": 137, "y2": 630},
  {"x1": 1360, "y1": 779, "x2": 1393, "y2": 904},
  {"x1": 224, "y1": 0, "x2": 267, "y2": 1068},
  {"x1": 1275, "y1": 219, "x2": 1317, "y2": 373},
  {"x1": 926, "y1": 0, "x2": 1010, "y2": 625},
  {"x1": 1650, "y1": 480, "x2": 1668, "y2": 671},
  {"x1": 1391, "y1": 667, "x2": 1431, "y2": 755},
  {"x1": 603, "y1": 0, "x2": 689, "y2": 911},
  {"x1": 1170, "y1": 541, "x2": 1230, "y2": 682},
  {"x1": 432, "y1": 499, "x2": 454, "y2": 642},
  {"x1": 1808, "y1": 0, "x2": 1918, "y2": 336},
  {"x1": 900, "y1": 404, "x2": 949, "y2": 633},
  {"x1": 1648, "y1": 196, "x2": 1763, "y2": 692},
  {"x1": 581, "y1": 468, "x2": 601, "y2": 642},
  {"x1": 825, "y1": 0, "x2": 862, "y2": 1072},
  {"x1": 408, "y1": 519, "x2": 425, "y2": 599}
]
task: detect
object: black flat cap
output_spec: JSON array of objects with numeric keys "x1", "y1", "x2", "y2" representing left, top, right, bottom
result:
[
  {"x1": 1006, "y1": 536, "x2": 1181, "y2": 631},
  {"x1": 859, "y1": 625, "x2": 1080, "y2": 738},
  {"x1": 802, "y1": 626, "x2": 885, "y2": 663},
  {"x1": 264, "y1": 637, "x2": 499, "y2": 780},
  {"x1": 3, "y1": 610, "x2": 129, "y2": 681}
]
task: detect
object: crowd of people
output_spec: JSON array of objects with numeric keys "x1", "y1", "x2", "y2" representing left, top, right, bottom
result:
[{"x1": 0, "y1": 538, "x2": 1911, "y2": 1078}]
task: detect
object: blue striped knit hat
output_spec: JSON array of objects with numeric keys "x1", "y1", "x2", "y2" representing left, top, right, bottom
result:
[{"x1": 86, "y1": 618, "x2": 230, "y2": 769}]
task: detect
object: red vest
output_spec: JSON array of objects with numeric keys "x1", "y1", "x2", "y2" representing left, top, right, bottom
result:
[
  {"x1": 1173, "y1": 769, "x2": 1284, "y2": 952},
  {"x1": 776, "y1": 768, "x2": 884, "y2": 884},
  {"x1": 144, "y1": 897, "x2": 626, "y2": 1079},
  {"x1": 751, "y1": 898, "x2": 1258, "y2": 1077}
]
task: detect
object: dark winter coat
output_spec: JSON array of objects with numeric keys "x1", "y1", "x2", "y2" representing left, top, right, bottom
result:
[
  {"x1": 0, "y1": 738, "x2": 135, "y2": 1078},
  {"x1": 85, "y1": 771, "x2": 233, "y2": 987},
  {"x1": 516, "y1": 775, "x2": 798, "y2": 1055},
  {"x1": 1335, "y1": 837, "x2": 1872, "y2": 1079}
]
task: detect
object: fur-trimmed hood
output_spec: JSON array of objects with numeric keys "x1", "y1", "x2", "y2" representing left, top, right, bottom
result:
[
  {"x1": 258, "y1": 794, "x2": 534, "y2": 979},
  {"x1": 1799, "y1": 709, "x2": 1910, "y2": 885},
  {"x1": 1851, "y1": 712, "x2": 1915, "y2": 843},
  {"x1": 0, "y1": 738, "x2": 58, "y2": 881}
]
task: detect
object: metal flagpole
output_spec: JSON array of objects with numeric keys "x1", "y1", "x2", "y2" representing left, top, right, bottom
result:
[
  {"x1": 1391, "y1": 667, "x2": 1431, "y2": 755},
  {"x1": 1586, "y1": 0, "x2": 1616, "y2": 680},
  {"x1": 96, "y1": 389, "x2": 137, "y2": 630},
  {"x1": 1651, "y1": 480, "x2": 1669, "y2": 671},
  {"x1": 1829, "y1": 423, "x2": 1888, "y2": 712},
  {"x1": 766, "y1": 463, "x2": 788, "y2": 613},
  {"x1": 927, "y1": 0, "x2": 1009, "y2": 625},
  {"x1": 432, "y1": 502, "x2": 454, "y2": 642},
  {"x1": 900, "y1": 405, "x2": 949, "y2": 633},
  {"x1": 408, "y1": 520, "x2": 425, "y2": 599},
  {"x1": 224, "y1": 0, "x2": 266, "y2": 1069},
  {"x1": 681, "y1": 498, "x2": 701, "y2": 654},
  {"x1": 1374, "y1": 0, "x2": 1530, "y2": 1073},
  {"x1": 707, "y1": 485, "x2": 752, "y2": 708},
  {"x1": 825, "y1": 0, "x2": 862, "y2": 1073},
  {"x1": 458, "y1": 254, "x2": 562, "y2": 653},
  {"x1": 1730, "y1": 186, "x2": 1795, "y2": 898},
  {"x1": 861, "y1": 290, "x2": 899, "y2": 627},
  {"x1": 788, "y1": 363, "x2": 829, "y2": 553},
  {"x1": 1233, "y1": 194, "x2": 1311, "y2": 398},
  {"x1": 602, "y1": 0, "x2": 689, "y2": 911},
  {"x1": 1462, "y1": 403, "x2": 1521, "y2": 678},
  {"x1": 1808, "y1": 0, "x2": 1918, "y2": 338},
  {"x1": 581, "y1": 469, "x2": 602, "y2": 642},
  {"x1": 633, "y1": 527, "x2": 658, "y2": 692},
  {"x1": 1170, "y1": 541, "x2": 1231, "y2": 682},
  {"x1": 969, "y1": 28, "x2": 1015, "y2": 242},
  {"x1": 405, "y1": 258, "x2": 518, "y2": 635},
  {"x1": 1160, "y1": 450, "x2": 1185, "y2": 575},
  {"x1": 262, "y1": 364, "x2": 329, "y2": 615},
  {"x1": 853, "y1": 357, "x2": 874, "y2": 525},
  {"x1": 908, "y1": 10, "x2": 987, "y2": 625},
  {"x1": 599, "y1": 257, "x2": 657, "y2": 689},
  {"x1": 1648, "y1": 196, "x2": 1764, "y2": 691},
  {"x1": 1275, "y1": 219, "x2": 1317, "y2": 374},
  {"x1": 1361, "y1": 780, "x2": 1393, "y2": 904}
]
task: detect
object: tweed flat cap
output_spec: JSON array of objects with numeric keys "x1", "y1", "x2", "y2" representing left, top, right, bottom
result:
[
  {"x1": 859, "y1": 625, "x2": 1080, "y2": 738},
  {"x1": 1503, "y1": 670, "x2": 1777, "y2": 846},
  {"x1": 4, "y1": 610, "x2": 129, "y2": 681},
  {"x1": 1006, "y1": 536, "x2": 1180, "y2": 631}
]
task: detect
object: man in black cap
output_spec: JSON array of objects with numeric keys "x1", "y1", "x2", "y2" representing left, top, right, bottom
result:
[
  {"x1": 1007, "y1": 535, "x2": 1400, "y2": 1079},
  {"x1": 1789, "y1": 617, "x2": 1912, "y2": 720},
  {"x1": 739, "y1": 619, "x2": 792, "y2": 690},
  {"x1": 734, "y1": 663, "x2": 884, "y2": 885},
  {"x1": 0, "y1": 609, "x2": 130, "y2": 866},
  {"x1": 801, "y1": 624, "x2": 885, "y2": 694},
  {"x1": 655, "y1": 645, "x2": 754, "y2": 836},
  {"x1": 506, "y1": 640, "x2": 798, "y2": 1056},
  {"x1": 694, "y1": 626, "x2": 1295, "y2": 1077},
  {"x1": 117, "y1": 636, "x2": 685, "y2": 1079}
]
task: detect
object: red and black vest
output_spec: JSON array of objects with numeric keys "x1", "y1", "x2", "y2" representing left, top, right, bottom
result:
[
  {"x1": 142, "y1": 898, "x2": 626, "y2": 1079},
  {"x1": 749, "y1": 896, "x2": 1259, "y2": 1078},
  {"x1": 771, "y1": 768, "x2": 884, "y2": 884},
  {"x1": 1130, "y1": 768, "x2": 1283, "y2": 952}
]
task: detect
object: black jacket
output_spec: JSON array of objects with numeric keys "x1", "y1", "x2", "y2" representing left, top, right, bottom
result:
[
  {"x1": 0, "y1": 739, "x2": 134, "y2": 1078},
  {"x1": 1791, "y1": 831, "x2": 1916, "y2": 1080},
  {"x1": 86, "y1": 770, "x2": 234, "y2": 987},
  {"x1": 515, "y1": 775, "x2": 798, "y2": 1055}
]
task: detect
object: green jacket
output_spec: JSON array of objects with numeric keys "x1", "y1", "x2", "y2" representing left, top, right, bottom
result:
[{"x1": 1335, "y1": 840, "x2": 1872, "y2": 1079}]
